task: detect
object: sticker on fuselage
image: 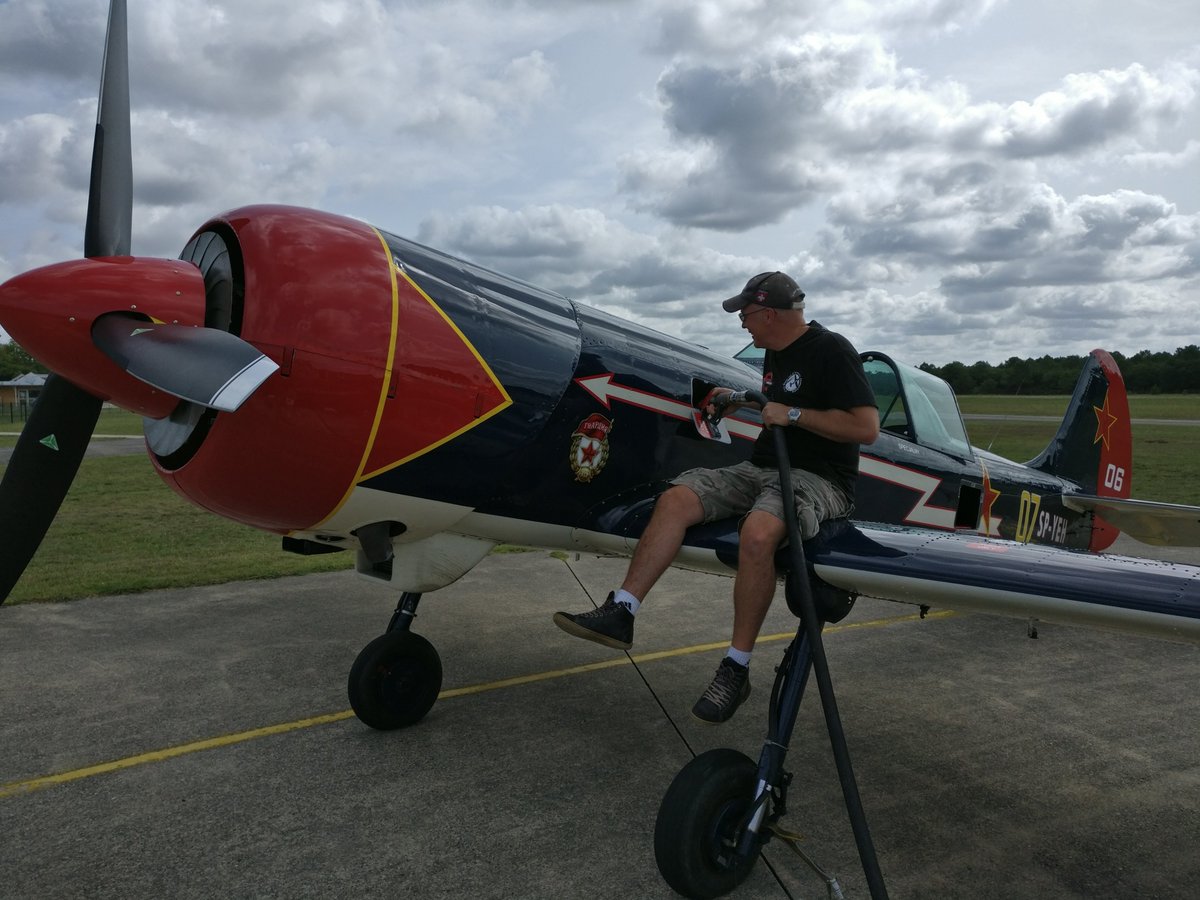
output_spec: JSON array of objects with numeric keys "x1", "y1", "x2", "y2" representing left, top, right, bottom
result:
[{"x1": 571, "y1": 414, "x2": 613, "y2": 483}]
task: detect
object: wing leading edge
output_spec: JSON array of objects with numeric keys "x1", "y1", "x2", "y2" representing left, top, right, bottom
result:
[{"x1": 803, "y1": 522, "x2": 1200, "y2": 644}]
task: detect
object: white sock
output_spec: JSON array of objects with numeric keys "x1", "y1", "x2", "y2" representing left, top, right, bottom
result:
[
  {"x1": 725, "y1": 647, "x2": 752, "y2": 668},
  {"x1": 613, "y1": 589, "x2": 641, "y2": 614}
]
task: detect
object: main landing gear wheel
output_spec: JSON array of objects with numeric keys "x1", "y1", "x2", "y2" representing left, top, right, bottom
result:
[
  {"x1": 654, "y1": 748, "x2": 762, "y2": 899},
  {"x1": 348, "y1": 630, "x2": 443, "y2": 730}
]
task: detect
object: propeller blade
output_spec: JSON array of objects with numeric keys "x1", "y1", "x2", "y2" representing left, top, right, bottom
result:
[
  {"x1": 83, "y1": 0, "x2": 131, "y2": 259},
  {"x1": 0, "y1": 375, "x2": 103, "y2": 603},
  {"x1": 92, "y1": 314, "x2": 279, "y2": 413},
  {"x1": 0, "y1": 1, "x2": 132, "y2": 604}
]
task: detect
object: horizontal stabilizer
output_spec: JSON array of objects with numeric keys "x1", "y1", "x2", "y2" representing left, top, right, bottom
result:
[
  {"x1": 1062, "y1": 495, "x2": 1200, "y2": 547},
  {"x1": 92, "y1": 314, "x2": 278, "y2": 412}
]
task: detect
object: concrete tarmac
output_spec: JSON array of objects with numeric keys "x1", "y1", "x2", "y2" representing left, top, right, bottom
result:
[{"x1": 2, "y1": 540, "x2": 1198, "y2": 899}]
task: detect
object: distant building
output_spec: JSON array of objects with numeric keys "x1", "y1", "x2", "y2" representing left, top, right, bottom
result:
[{"x1": 0, "y1": 372, "x2": 47, "y2": 408}]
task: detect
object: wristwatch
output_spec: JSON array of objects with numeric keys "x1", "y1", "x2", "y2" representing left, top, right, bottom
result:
[{"x1": 787, "y1": 407, "x2": 802, "y2": 426}]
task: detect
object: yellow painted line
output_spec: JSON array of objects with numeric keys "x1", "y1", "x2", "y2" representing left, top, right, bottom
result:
[
  {"x1": 0, "y1": 609, "x2": 952, "y2": 800},
  {"x1": 0, "y1": 711, "x2": 356, "y2": 800}
]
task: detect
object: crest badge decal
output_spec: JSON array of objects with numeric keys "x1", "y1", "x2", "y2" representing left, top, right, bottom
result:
[{"x1": 571, "y1": 414, "x2": 613, "y2": 483}]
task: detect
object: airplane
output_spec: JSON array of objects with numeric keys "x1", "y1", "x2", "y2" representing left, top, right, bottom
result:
[{"x1": 2, "y1": 4, "x2": 1199, "y2": 898}]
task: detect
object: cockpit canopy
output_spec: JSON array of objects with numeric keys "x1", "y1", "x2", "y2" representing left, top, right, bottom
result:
[
  {"x1": 861, "y1": 352, "x2": 973, "y2": 458},
  {"x1": 734, "y1": 343, "x2": 974, "y2": 459}
]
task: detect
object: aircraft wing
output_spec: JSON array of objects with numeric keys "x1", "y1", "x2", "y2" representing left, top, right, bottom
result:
[
  {"x1": 800, "y1": 521, "x2": 1200, "y2": 644},
  {"x1": 1060, "y1": 495, "x2": 1200, "y2": 547},
  {"x1": 590, "y1": 503, "x2": 1200, "y2": 644}
]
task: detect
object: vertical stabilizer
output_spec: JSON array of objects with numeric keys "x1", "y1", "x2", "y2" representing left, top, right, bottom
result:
[{"x1": 1026, "y1": 350, "x2": 1132, "y2": 550}]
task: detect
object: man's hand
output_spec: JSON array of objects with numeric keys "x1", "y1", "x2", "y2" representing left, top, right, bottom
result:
[
  {"x1": 701, "y1": 387, "x2": 735, "y2": 418},
  {"x1": 761, "y1": 401, "x2": 793, "y2": 428}
]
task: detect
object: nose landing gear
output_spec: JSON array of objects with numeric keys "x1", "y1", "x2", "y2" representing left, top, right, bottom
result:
[{"x1": 347, "y1": 591, "x2": 443, "y2": 730}]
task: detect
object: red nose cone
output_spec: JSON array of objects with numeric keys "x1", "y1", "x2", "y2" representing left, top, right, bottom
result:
[{"x1": 0, "y1": 256, "x2": 207, "y2": 416}]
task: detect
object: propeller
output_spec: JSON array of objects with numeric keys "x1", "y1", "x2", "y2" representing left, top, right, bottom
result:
[
  {"x1": 92, "y1": 314, "x2": 277, "y2": 413},
  {"x1": 0, "y1": 0, "x2": 129, "y2": 603},
  {"x1": 0, "y1": 375, "x2": 103, "y2": 601},
  {"x1": 0, "y1": 0, "x2": 275, "y2": 603},
  {"x1": 84, "y1": 0, "x2": 132, "y2": 260}
]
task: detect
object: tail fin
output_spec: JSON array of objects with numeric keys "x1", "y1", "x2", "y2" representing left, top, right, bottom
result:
[{"x1": 1026, "y1": 349, "x2": 1132, "y2": 550}]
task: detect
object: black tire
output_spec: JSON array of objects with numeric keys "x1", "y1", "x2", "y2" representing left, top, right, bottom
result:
[
  {"x1": 348, "y1": 631, "x2": 443, "y2": 730},
  {"x1": 654, "y1": 748, "x2": 762, "y2": 899}
]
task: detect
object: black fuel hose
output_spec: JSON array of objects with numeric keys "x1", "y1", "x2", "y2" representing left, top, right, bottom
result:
[{"x1": 746, "y1": 390, "x2": 889, "y2": 900}]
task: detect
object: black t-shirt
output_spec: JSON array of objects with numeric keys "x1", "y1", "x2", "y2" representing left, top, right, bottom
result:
[{"x1": 749, "y1": 321, "x2": 875, "y2": 495}]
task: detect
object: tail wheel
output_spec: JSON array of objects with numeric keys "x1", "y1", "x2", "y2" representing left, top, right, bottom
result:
[
  {"x1": 654, "y1": 748, "x2": 762, "y2": 899},
  {"x1": 348, "y1": 631, "x2": 443, "y2": 730}
]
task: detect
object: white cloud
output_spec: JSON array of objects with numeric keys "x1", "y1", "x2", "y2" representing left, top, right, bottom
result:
[
  {"x1": 417, "y1": 203, "x2": 793, "y2": 349},
  {"x1": 0, "y1": 111, "x2": 80, "y2": 205},
  {"x1": 1123, "y1": 138, "x2": 1200, "y2": 169},
  {"x1": 1, "y1": 0, "x2": 1197, "y2": 366},
  {"x1": 977, "y1": 63, "x2": 1198, "y2": 158},
  {"x1": 621, "y1": 36, "x2": 1198, "y2": 233},
  {"x1": 650, "y1": 0, "x2": 1004, "y2": 56}
]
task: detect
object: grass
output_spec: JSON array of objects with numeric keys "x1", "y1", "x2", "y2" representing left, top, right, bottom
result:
[
  {"x1": 0, "y1": 406, "x2": 145, "y2": 448},
  {"x1": 958, "y1": 394, "x2": 1198, "y2": 418},
  {"x1": 961, "y1": 393, "x2": 1200, "y2": 506},
  {"x1": 965, "y1": 420, "x2": 1200, "y2": 506},
  {"x1": 2, "y1": 396, "x2": 1197, "y2": 604},
  {"x1": 3, "y1": 455, "x2": 352, "y2": 604}
]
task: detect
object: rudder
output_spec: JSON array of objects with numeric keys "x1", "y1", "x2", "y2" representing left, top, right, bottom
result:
[{"x1": 1026, "y1": 349, "x2": 1132, "y2": 550}]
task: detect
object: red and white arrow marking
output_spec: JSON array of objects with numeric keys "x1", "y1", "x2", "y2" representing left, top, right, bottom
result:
[{"x1": 574, "y1": 373, "x2": 760, "y2": 441}]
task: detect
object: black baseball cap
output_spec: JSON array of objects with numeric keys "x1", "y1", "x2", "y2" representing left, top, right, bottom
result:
[{"x1": 722, "y1": 271, "x2": 805, "y2": 313}]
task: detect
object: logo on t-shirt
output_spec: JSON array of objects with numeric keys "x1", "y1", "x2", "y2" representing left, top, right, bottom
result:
[{"x1": 784, "y1": 372, "x2": 803, "y2": 393}]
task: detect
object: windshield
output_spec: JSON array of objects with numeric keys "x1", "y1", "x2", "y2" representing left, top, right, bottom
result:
[
  {"x1": 862, "y1": 352, "x2": 973, "y2": 459},
  {"x1": 734, "y1": 342, "x2": 764, "y2": 370}
]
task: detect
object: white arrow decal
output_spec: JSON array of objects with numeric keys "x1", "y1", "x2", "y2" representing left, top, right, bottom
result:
[{"x1": 574, "y1": 373, "x2": 760, "y2": 441}]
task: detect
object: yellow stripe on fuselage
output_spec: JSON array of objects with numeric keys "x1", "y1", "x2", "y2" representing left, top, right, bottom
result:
[
  {"x1": 310, "y1": 227, "x2": 401, "y2": 529},
  {"x1": 356, "y1": 266, "x2": 512, "y2": 482}
]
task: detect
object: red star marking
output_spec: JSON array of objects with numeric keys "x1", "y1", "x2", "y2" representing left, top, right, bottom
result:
[
  {"x1": 1093, "y1": 392, "x2": 1118, "y2": 449},
  {"x1": 579, "y1": 440, "x2": 600, "y2": 464},
  {"x1": 980, "y1": 461, "x2": 1002, "y2": 536}
]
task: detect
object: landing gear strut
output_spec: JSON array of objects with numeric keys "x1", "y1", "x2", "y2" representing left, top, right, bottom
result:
[
  {"x1": 655, "y1": 391, "x2": 889, "y2": 899},
  {"x1": 348, "y1": 591, "x2": 443, "y2": 730},
  {"x1": 656, "y1": 620, "x2": 821, "y2": 898}
]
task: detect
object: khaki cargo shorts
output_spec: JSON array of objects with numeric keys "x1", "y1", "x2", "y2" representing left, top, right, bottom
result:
[{"x1": 671, "y1": 459, "x2": 852, "y2": 539}]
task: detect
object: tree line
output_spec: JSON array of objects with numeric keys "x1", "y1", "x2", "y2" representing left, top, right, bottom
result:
[
  {"x1": 4, "y1": 337, "x2": 1199, "y2": 394},
  {"x1": 0, "y1": 341, "x2": 41, "y2": 381},
  {"x1": 919, "y1": 345, "x2": 1200, "y2": 395}
]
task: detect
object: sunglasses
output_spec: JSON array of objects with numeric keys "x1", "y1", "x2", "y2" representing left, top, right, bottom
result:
[{"x1": 738, "y1": 306, "x2": 771, "y2": 323}]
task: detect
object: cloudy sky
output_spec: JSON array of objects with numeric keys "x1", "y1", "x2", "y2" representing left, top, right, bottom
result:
[{"x1": 1, "y1": 0, "x2": 1197, "y2": 365}]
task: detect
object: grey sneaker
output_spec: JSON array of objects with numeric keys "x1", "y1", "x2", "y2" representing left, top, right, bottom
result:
[
  {"x1": 691, "y1": 658, "x2": 751, "y2": 724},
  {"x1": 553, "y1": 593, "x2": 634, "y2": 650}
]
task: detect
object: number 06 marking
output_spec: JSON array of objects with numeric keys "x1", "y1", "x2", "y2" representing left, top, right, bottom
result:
[{"x1": 1104, "y1": 464, "x2": 1125, "y2": 492}]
